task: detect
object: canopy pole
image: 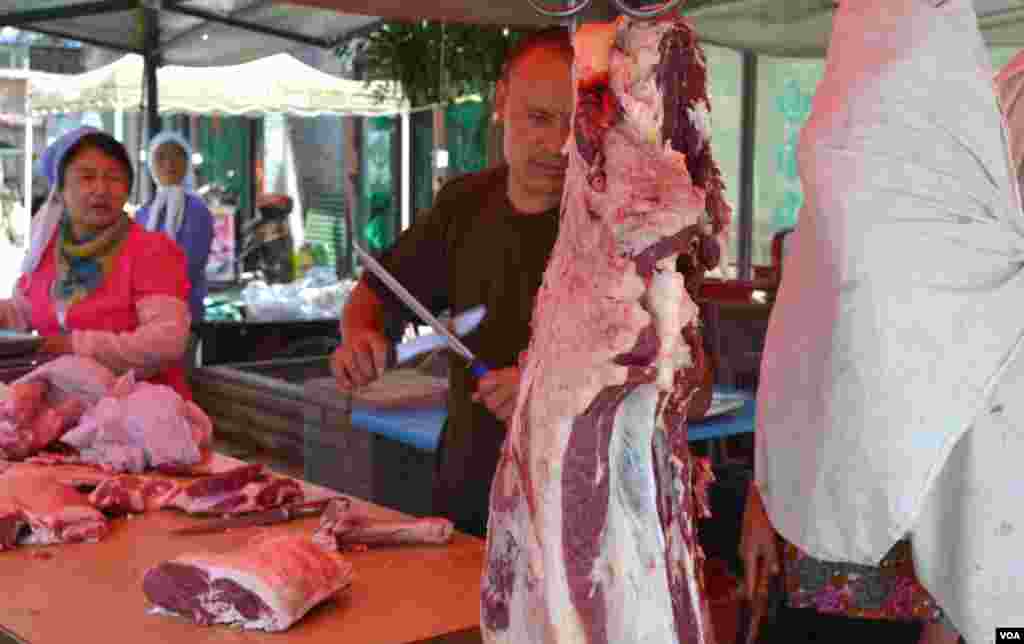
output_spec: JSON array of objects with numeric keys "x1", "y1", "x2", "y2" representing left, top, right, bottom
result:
[
  {"x1": 143, "y1": 6, "x2": 162, "y2": 201},
  {"x1": 736, "y1": 50, "x2": 757, "y2": 281},
  {"x1": 400, "y1": 110, "x2": 411, "y2": 231},
  {"x1": 22, "y1": 76, "x2": 33, "y2": 233}
]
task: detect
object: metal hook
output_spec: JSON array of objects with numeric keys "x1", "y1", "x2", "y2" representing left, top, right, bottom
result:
[
  {"x1": 609, "y1": 0, "x2": 683, "y2": 19},
  {"x1": 525, "y1": 0, "x2": 593, "y2": 18}
]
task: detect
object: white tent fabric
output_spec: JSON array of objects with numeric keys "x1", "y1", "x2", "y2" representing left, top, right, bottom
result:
[
  {"x1": 284, "y1": 0, "x2": 1024, "y2": 57},
  {"x1": 682, "y1": 0, "x2": 1024, "y2": 57},
  {"x1": 27, "y1": 53, "x2": 405, "y2": 117}
]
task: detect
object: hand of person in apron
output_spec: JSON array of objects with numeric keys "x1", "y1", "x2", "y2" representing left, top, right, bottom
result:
[{"x1": 739, "y1": 482, "x2": 781, "y2": 599}]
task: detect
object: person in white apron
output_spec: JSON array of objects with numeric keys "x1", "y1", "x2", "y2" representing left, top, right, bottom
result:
[{"x1": 742, "y1": 2, "x2": 1024, "y2": 643}]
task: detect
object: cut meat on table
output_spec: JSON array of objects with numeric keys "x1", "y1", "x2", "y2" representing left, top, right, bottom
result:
[
  {"x1": 143, "y1": 535, "x2": 353, "y2": 632},
  {"x1": 0, "y1": 462, "x2": 108, "y2": 550},
  {"x1": 313, "y1": 497, "x2": 453, "y2": 550},
  {"x1": 0, "y1": 356, "x2": 117, "y2": 460},
  {"x1": 482, "y1": 16, "x2": 728, "y2": 644},
  {"x1": 89, "y1": 464, "x2": 303, "y2": 516},
  {"x1": 30, "y1": 371, "x2": 213, "y2": 473}
]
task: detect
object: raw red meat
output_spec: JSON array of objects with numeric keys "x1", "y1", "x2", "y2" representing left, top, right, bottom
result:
[
  {"x1": 0, "y1": 356, "x2": 117, "y2": 460},
  {"x1": 482, "y1": 16, "x2": 727, "y2": 644},
  {"x1": 0, "y1": 462, "x2": 108, "y2": 550},
  {"x1": 32, "y1": 371, "x2": 213, "y2": 473},
  {"x1": 312, "y1": 497, "x2": 453, "y2": 550},
  {"x1": 88, "y1": 464, "x2": 304, "y2": 516},
  {"x1": 142, "y1": 535, "x2": 352, "y2": 632}
]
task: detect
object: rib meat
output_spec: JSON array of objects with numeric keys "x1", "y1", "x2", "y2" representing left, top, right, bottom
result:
[
  {"x1": 88, "y1": 464, "x2": 303, "y2": 516},
  {"x1": 143, "y1": 535, "x2": 352, "y2": 632},
  {"x1": 482, "y1": 16, "x2": 727, "y2": 644},
  {"x1": 312, "y1": 497, "x2": 453, "y2": 549},
  {"x1": 0, "y1": 462, "x2": 108, "y2": 550}
]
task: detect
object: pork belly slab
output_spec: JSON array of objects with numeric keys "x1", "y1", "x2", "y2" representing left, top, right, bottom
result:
[
  {"x1": 143, "y1": 535, "x2": 353, "y2": 632},
  {"x1": 482, "y1": 16, "x2": 728, "y2": 644}
]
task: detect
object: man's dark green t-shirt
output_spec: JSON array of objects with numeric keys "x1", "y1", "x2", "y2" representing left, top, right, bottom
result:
[{"x1": 363, "y1": 165, "x2": 560, "y2": 536}]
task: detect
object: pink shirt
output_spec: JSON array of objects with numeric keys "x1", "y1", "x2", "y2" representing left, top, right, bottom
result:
[{"x1": 17, "y1": 222, "x2": 192, "y2": 399}]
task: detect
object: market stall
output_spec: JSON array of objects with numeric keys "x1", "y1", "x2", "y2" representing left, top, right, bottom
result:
[{"x1": 0, "y1": 454, "x2": 484, "y2": 644}]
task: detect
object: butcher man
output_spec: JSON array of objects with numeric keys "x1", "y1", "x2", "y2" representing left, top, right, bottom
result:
[
  {"x1": 332, "y1": 28, "x2": 574, "y2": 538},
  {"x1": 332, "y1": 24, "x2": 717, "y2": 538}
]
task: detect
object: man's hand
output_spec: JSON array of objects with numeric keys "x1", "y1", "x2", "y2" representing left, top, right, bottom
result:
[
  {"x1": 39, "y1": 334, "x2": 72, "y2": 355},
  {"x1": 331, "y1": 328, "x2": 390, "y2": 391},
  {"x1": 472, "y1": 367, "x2": 521, "y2": 423}
]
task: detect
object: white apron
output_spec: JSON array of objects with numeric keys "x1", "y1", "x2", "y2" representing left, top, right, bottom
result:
[{"x1": 756, "y1": 1, "x2": 1024, "y2": 640}]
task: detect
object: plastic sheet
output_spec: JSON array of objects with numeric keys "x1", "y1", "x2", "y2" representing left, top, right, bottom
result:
[{"x1": 241, "y1": 267, "x2": 355, "y2": 322}]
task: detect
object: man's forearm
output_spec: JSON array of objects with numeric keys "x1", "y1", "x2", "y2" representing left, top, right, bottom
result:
[{"x1": 341, "y1": 280, "x2": 387, "y2": 336}]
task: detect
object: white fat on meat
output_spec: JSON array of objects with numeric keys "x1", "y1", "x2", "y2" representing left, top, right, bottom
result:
[
  {"x1": 58, "y1": 373, "x2": 211, "y2": 473},
  {"x1": 143, "y1": 535, "x2": 352, "y2": 632}
]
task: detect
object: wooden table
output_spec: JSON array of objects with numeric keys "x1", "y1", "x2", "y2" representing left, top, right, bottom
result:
[{"x1": 0, "y1": 455, "x2": 485, "y2": 644}]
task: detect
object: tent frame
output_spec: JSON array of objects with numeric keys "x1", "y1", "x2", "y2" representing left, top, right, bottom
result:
[{"x1": 0, "y1": 1, "x2": 380, "y2": 146}]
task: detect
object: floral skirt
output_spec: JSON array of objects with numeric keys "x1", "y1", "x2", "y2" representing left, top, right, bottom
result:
[{"x1": 783, "y1": 538, "x2": 944, "y2": 623}]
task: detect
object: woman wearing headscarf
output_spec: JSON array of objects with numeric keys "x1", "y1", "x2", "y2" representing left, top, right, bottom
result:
[
  {"x1": 134, "y1": 131, "x2": 214, "y2": 326},
  {"x1": 741, "y1": 1, "x2": 1024, "y2": 643},
  {"x1": 0, "y1": 127, "x2": 192, "y2": 399}
]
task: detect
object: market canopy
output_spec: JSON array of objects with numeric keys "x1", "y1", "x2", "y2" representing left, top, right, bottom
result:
[
  {"x1": 28, "y1": 52, "x2": 406, "y2": 116},
  {"x1": 287, "y1": 0, "x2": 1024, "y2": 57},
  {"x1": 0, "y1": 1, "x2": 382, "y2": 67},
  {"x1": 6, "y1": 1, "x2": 1024, "y2": 65}
]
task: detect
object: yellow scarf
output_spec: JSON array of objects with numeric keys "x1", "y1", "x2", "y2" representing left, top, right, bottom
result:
[{"x1": 51, "y1": 212, "x2": 132, "y2": 309}]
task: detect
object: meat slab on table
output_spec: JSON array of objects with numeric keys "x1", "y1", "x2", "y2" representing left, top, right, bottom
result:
[
  {"x1": 0, "y1": 462, "x2": 108, "y2": 550},
  {"x1": 143, "y1": 535, "x2": 353, "y2": 632},
  {"x1": 27, "y1": 370, "x2": 213, "y2": 474},
  {"x1": 88, "y1": 463, "x2": 303, "y2": 516},
  {"x1": 312, "y1": 497, "x2": 454, "y2": 550},
  {"x1": 0, "y1": 356, "x2": 116, "y2": 460},
  {"x1": 482, "y1": 15, "x2": 729, "y2": 644}
]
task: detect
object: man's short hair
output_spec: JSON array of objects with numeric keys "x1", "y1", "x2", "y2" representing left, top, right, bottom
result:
[{"x1": 501, "y1": 27, "x2": 574, "y2": 82}]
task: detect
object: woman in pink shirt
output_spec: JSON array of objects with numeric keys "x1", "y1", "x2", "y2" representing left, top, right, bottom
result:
[{"x1": 0, "y1": 127, "x2": 192, "y2": 399}]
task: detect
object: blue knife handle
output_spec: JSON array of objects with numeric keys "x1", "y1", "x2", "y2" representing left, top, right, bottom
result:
[{"x1": 469, "y1": 360, "x2": 490, "y2": 379}]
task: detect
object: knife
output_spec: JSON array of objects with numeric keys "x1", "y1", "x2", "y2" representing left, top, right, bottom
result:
[
  {"x1": 168, "y1": 499, "x2": 335, "y2": 536},
  {"x1": 354, "y1": 244, "x2": 490, "y2": 378},
  {"x1": 388, "y1": 305, "x2": 487, "y2": 368}
]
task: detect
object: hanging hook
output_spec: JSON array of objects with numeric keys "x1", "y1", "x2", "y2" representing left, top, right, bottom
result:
[
  {"x1": 524, "y1": 0, "x2": 594, "y2": 18},
  {"x1": 609, "y1": 0, "x2": 683, "y2": 19}
]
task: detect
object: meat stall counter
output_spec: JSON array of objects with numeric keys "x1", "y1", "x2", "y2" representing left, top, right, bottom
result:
[
  {"x1": 0, "y1": 454, "x2": 485, "y2": 644},
  {"x1": 190, "y1": 357, "x2": 448, "y2": 519}
]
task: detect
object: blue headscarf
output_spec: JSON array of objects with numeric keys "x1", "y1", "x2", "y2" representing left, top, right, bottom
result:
[{"x1": 22, "y1": 126, "x2": 100, "y2": 275}]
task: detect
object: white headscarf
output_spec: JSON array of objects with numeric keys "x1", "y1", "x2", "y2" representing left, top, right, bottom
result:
[
  {"x1": 21, "y1": 126, "x2": 101, "y2": 276},
  {"x1": 144, "y1": 131, "x2": 196, "y2": 239}
]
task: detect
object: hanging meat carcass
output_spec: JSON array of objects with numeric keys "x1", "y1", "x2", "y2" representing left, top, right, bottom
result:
[{"x1": 482, "y1": 14, "x2": 729, "y2": 644}]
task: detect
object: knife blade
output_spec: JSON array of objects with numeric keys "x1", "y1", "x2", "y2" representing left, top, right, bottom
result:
[
  {"x1": 353, "y1": 244, "x2": 490, "y2": 378},
  {"x1": 388, "y1": 305, "x2": 487, "y2": 367},
  {"x1": 169, "y1": 499, "x2": 334, "y2": 536}
]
